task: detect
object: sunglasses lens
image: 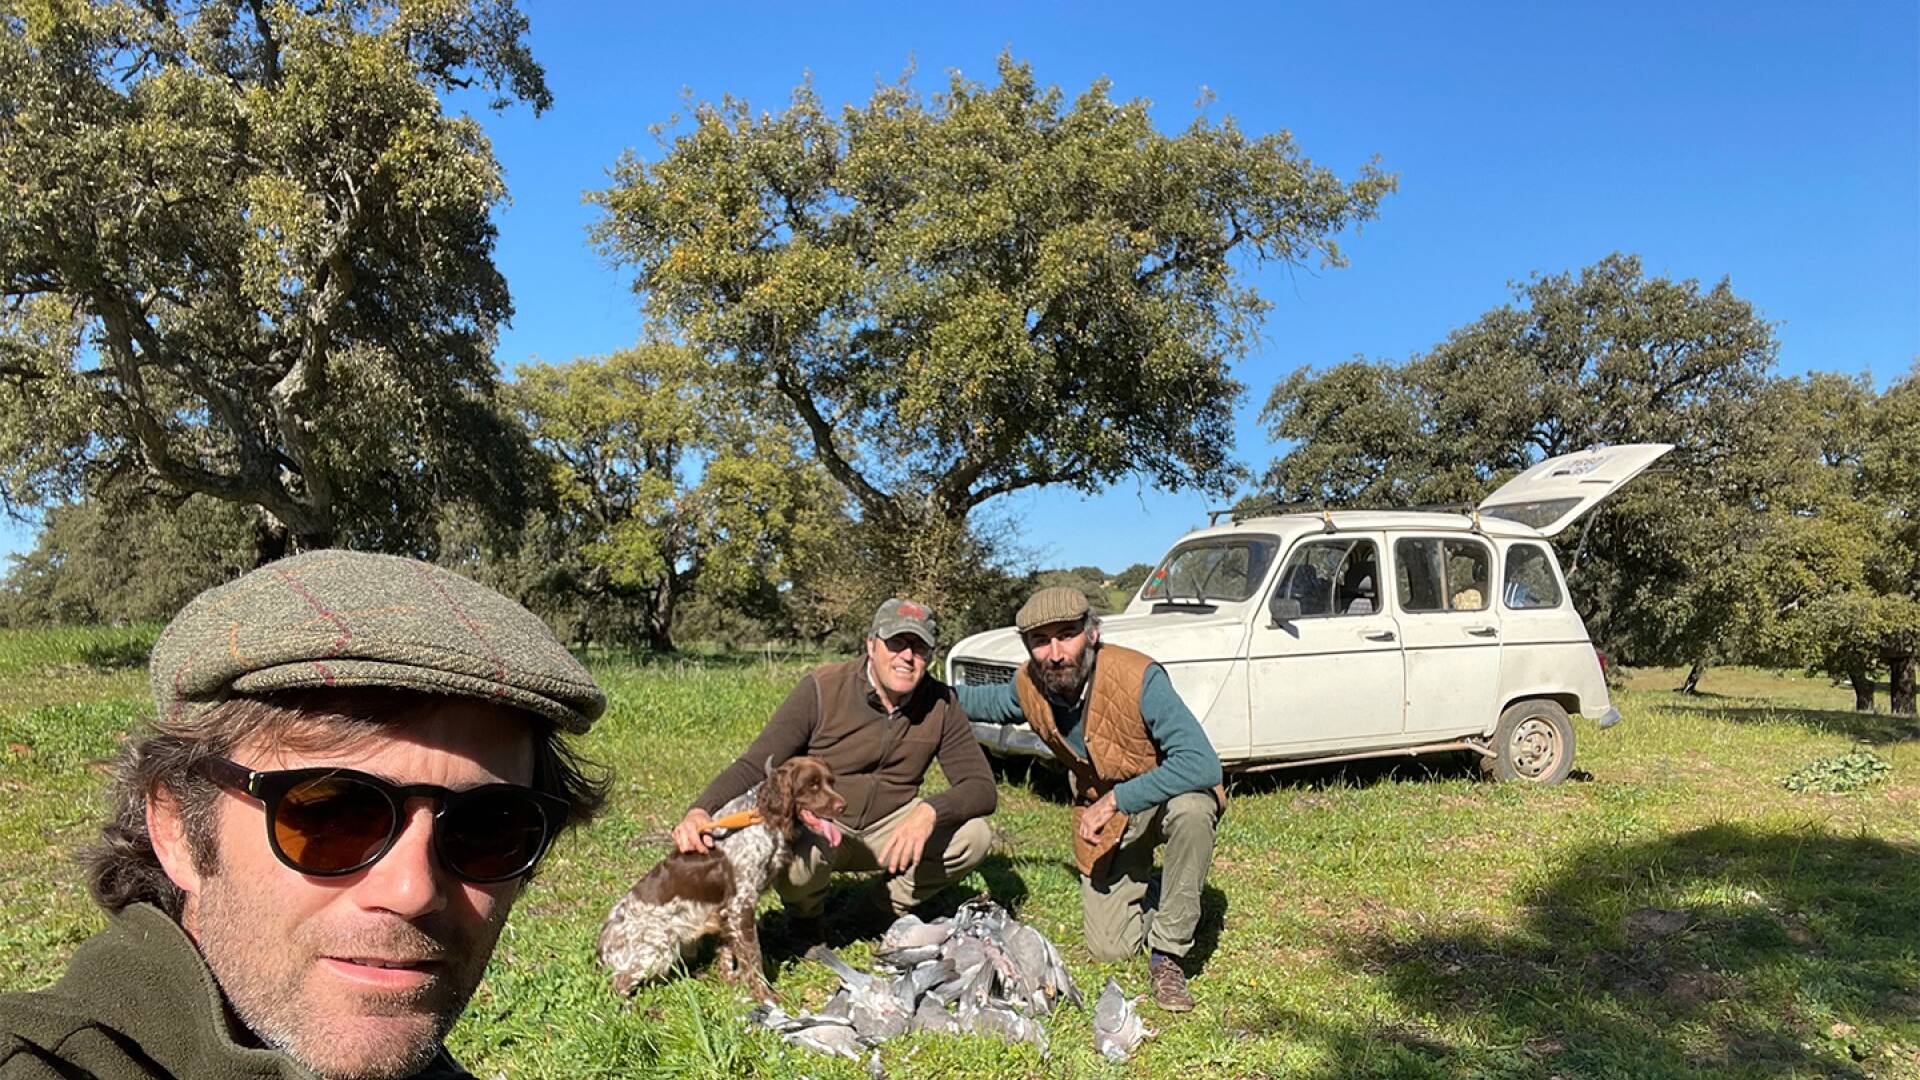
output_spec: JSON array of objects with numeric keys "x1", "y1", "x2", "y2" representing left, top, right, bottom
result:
[
  {"x1": 438, "y1": 788, "x2": 553, "y2": 882},
  {"x1": 274, "y1": 775, "x2": 395, "y2": 873}
]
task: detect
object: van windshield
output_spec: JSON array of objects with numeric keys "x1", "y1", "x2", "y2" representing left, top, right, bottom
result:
[{"x1": 1140, "y1": 537, "x2": 1279, "y2": 603}]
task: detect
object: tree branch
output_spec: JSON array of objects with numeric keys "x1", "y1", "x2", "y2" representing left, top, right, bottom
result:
[
  {"x1": 956, "y1": 454, "x2": 1090, "y2": 514},
  {"x1": 94, "y1": 300, "x2": 272, "y2": 508},
  {"x1": 768, "y1": 363, "x2": 893, "y2": 519},
  {"x1": 242, "y1": 0, "x2": 283, "y2": 86}
]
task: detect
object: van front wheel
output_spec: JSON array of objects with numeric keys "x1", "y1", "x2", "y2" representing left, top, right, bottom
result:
[{"x1": 1481, "y1": 699, "x2": 1575, "y2": 784}]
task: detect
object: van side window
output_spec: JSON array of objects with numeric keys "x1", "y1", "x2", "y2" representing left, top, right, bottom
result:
[
  {"x1": 1271, "y1": 539, "x2": 1380, "y2": 618},
  {"x1": 1395, "y1": 538, "x2": 1493, "y2": 613},
  {"x1": 1503, "y1": 543, "x2": 1564, "y2": 609}
]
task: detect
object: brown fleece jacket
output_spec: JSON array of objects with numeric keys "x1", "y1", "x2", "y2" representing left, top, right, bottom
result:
[{"x1": 692, "y1": 658, "x2": 996, "y2": 829}]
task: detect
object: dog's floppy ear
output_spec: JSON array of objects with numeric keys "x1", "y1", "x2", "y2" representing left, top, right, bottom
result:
[{"x1": 758, "y1": 759, "x2": 796, "y2": 828}]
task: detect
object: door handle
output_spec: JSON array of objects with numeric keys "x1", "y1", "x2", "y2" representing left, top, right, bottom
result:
[
  {"x1": 1466, "y1": 626, "x2": 1499, "y2": 638},
  {"x1": 1363, "y1": 630, "x2": 1396, "y2": 642}
]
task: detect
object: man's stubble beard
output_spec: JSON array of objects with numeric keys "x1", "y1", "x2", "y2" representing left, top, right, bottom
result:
[{"x1": 188, "y1": 873, "x2": 511, "y2": 1080}]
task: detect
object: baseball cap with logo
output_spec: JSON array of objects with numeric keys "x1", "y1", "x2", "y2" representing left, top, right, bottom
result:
[{"x1": 870, "y1": 597, "x2": 938, "y2": 648}]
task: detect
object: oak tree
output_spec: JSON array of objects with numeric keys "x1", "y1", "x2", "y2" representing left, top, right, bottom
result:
[
  {"x1": 0, "y1": 0, "x2": 547, "y2": 557},
  {"x1": 592, "y1": 54, "x2": 1394, "y2": 536}
]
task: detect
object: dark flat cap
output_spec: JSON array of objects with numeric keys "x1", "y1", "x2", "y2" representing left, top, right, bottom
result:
[
  {"x1": 1015, "y1": 586, "x2": 1093, "y2": 633},
  {"x1": 151, "y1": 550, "x2": 605, "y2": 733}
]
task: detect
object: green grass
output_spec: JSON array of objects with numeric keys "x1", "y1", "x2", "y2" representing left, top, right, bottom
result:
[{"x1": 2, "y1": 638, "x2": 1917, "y2": 1078}]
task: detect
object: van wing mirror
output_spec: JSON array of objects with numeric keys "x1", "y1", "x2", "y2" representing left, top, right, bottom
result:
[{"x1": 1268, "y1": 595, "x2": 1303, "y2": 625}]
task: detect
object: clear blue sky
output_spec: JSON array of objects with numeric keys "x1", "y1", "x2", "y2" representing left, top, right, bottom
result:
[{"x1": 3, "y1": 1, "x2": 1915, "y2": 574}]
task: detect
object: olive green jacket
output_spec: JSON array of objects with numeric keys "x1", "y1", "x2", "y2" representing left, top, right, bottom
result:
[{"x1": 0, "y1": 903, "x2": 471, "y2": 1079}]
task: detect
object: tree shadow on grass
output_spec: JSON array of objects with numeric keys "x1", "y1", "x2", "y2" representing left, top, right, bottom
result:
[
  {"x1": 1251, "y1": 823, "x2": 1920, "y2": 1078},
  {"x1": 76, "y1": 637, "x2": 150, "y2": 670},
  {"x1": 1667, "y1": 699, "x2": 1917, "y2": 745}
]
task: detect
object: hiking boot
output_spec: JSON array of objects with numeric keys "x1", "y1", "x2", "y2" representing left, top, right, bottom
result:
[{"x1": 1149, "y1": 952, "x2": 1195, "y2": 1012}]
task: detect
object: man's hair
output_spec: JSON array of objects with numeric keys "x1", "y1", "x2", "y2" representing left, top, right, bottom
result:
[{"x1": 85, "y1": 687, "x2": 609, "y2": 917}]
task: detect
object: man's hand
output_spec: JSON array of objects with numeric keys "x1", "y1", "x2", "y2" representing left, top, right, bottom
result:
[
  {"x1": 672, "y1": 808, "x2": 715, "y2": 854},
  {"x1": 878, "y1": 802, "x2": 939, "y2": 875},
  {"x1": 1077, "y1": 790, "x2": 1120, "y2": 845}
]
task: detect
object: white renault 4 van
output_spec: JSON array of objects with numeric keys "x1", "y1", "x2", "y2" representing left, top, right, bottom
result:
[{"x1": 948, "y1": 444, "x2": 1672, "y2": 785}]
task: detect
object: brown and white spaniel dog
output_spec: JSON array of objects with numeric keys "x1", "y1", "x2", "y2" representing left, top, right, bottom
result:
[{"x1": 597, "y1": 756, "x2": 845, "y2": 1001}]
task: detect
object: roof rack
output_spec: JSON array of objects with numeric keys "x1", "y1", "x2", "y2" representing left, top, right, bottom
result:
[
  {"x1": 1206, "y1": 499, "x2": 1328, "y2": 526},
  {"x1": 1206, "y1": 500, "x2": 1484, "y2": 527}
]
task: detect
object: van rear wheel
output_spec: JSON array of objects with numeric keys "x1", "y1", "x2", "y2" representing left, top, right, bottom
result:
[{"x1": 1481, "y1": 699, "x2": 1575, "y2": 784}]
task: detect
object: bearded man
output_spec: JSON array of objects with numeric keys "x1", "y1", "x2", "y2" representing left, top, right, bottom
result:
[
  {"x1": 0, "y1": 551, "x2": 608, "y2": 1079},
  {"x1": 957, "y1": 586, "x2": 1223, "y2": 1012}
]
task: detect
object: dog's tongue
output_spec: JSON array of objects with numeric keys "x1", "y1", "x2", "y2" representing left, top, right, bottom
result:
[{"x1": 803, "y1": 811, "x2": 843, "y2": 848}]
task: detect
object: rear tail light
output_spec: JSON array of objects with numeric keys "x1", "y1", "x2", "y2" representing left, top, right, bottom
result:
[{"x1": 1595, "y1": 648, "x2": 1610, "y2": 677}]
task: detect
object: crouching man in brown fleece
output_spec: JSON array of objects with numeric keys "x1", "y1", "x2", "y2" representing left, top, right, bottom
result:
[{"x1": 670, "y1": 599, "x2": 997, "y2": 937}]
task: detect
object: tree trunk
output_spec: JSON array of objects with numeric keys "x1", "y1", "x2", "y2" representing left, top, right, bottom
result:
[
  {"x1": 252, "y1": 515, "x2": 291, "y2": 567},
  {"x1": 643, "y1": 621, "x2": 674, "y2": 653},
  {"x1": 1848, "y1": 668, "x2": 1876, "y2": 712},
  {"x1": 1677, "y1": 661, "x2": 1704, "y2": 695},
  {"x1": 1889, "y1": 653, "x2": 1916, "y2": 717},
  {"x1": 643, "y1": 589, "x2": 677, "y2": 654}
]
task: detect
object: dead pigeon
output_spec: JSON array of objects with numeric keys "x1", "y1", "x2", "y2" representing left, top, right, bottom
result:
[
  {"x1": 894, "y1": 958, "x2": 952, "y2": 1009},
  {"x1": 1092, "y1": 976, "x2": 1150, "y2": 1062},
  {"x1": 807, "y1": 944, "x2": 911, "y2": 1040},
  {"x1": 879, "y1": 913, "x2": 954, "y2": 952},
  {"x1": 874, "y1": 942, "x2": 945, "y2": 969},
  {"x1": 1000, "y1": 920, "x2": 1082, "y2": 1014},
  {"x1": 785, "y1": 1021, "x2": 868, "y2": 1060},
  {"x1": 911, "y1": 994, "x2": 959, "y2": 1034},
  {"x1": 745, "y1": 899, "x2": 1080, "y2": 1059},
  {"x1": 817, "y1": 987, "x2": 853, "y2": 1022},
  {"x1": 962, "y1": 1002, "x2": 1050, "y2": 1055},
  {"x1": 952, "y1": 897, "x2": 1008, "y2": 938},
  {"x1": 1040, "y1": 933, "x2": 1083, "y2": 1009}
]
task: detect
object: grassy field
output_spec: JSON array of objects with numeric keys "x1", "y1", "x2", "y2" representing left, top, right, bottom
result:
[{"x1": 2, "y1": 627, "x2": 1917, "y2": 1079}]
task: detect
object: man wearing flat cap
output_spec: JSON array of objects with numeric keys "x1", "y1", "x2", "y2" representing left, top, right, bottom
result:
[
  {"x1": 958, "y1": 585, "x2": 1223, "y2": 1012},
  {"x1": 673, "y1": 598, "x2": 996, "y2": 933},
  {"x1": 0, "y1": 551, "x2": 609, "y2": 1080}
]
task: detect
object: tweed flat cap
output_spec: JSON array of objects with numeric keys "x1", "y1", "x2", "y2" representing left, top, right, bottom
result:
[
  {"x1": 151, "y1": 550, "x2": 605, "y2": 733},
  {"x1": 1015, "y1": 586, "x2": 1093, "y2": 633}
]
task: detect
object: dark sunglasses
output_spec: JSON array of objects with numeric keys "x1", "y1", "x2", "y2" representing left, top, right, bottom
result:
[
  {"x1": 878, "y1": 633, "x2": 933, "y2": 658},
  {"x1": 192, "y1": 756, "x2": 568, "y2": 884}
]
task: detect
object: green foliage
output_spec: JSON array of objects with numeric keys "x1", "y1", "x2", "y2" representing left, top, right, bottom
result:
[
  {"x1": 505, "y1": 345, "x2": 844, "y2": 651},
  {"x1": 592, "y1": 53, "x2": 1393, "y2": 528},
  {"x1": 1258, "y1": 254, "x2": 1784, "y2": 671},
  {"x1": 1780, "y1": 749, "x2": 1892, "y2": 794},
  {"x1": 777, "y1": 506, "x2": 1033, "y2": 649},
  {"x1": 1112, "y1": 561, "x2": 1156, "y2": 597},
  {"x1": 1756, "y1": 367, "x2": 1920, "y2": 714},
  {"x1": 1259, "y1": 254, "x2": 1775, "y2": 508},
  {"x1": 1032, "y1": 565, "x2": 1117, "y2": 614},
  {"x1": 0, "y1": 0, "x2": 546, "y2": 551},
  {"x1": 0, "y1": 489, "x2": 253, "y2": 626}
]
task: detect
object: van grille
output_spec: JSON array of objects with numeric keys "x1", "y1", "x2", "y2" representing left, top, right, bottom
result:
[{"x1": 953, "y1": 659, "x2": 1017, "y2": 686}]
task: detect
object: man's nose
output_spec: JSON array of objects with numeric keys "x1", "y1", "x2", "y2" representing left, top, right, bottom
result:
[{"x1": 351, "y1": 802, "x2": 449, "y2": 919}]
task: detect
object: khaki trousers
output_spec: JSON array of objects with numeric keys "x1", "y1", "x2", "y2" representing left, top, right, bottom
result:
[
  {"x1": 1081, "y1": 790, "x2": 1219, "y2": 962},
  {"x1": 776, "y1": 798, "x2": 995, "y2": 918}
]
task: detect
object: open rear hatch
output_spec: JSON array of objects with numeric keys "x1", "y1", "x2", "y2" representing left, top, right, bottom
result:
[{"x1": 1477, "y1": 443, "x2": 1674, "y2": 537}]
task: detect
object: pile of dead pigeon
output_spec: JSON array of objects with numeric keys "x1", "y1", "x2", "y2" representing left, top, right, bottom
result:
[{"x1": 746, "y1": 898, "x2": 1151, "y2": 1064}]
